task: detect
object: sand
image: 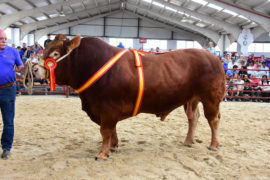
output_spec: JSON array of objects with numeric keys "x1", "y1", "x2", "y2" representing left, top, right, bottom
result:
[{"x1": 0, "y1": 95, "x2": 269, "y2": 179}]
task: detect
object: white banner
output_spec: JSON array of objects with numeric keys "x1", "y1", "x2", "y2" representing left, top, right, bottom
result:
[{"x1": 237, "y1": 29, "x2": 253, "y2": 56}]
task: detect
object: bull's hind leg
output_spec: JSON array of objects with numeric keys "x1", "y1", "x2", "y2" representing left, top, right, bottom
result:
[
  {"x1": 184, "y1": 100, "x2": 200, "y2": 147},
  {"x1": 202, "y1": 101, "x2": 221, "y2": 151}
]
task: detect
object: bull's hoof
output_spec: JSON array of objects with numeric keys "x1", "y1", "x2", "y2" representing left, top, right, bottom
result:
[
  {"x1": 110, "y1": 148, "x2": 116, "y2": 153},
  {"x1": 207, "y1": 146, "x2": 218, "y2": 151},
  {"x1": 110, "y1": 145, "x2": 118, "y2": 152},
  {"x1": 95, "y1": 154, "x2": 109, "y2": 161},
  {"x1": 184, "y1": 140, "x2": 194, "y2": 147}
]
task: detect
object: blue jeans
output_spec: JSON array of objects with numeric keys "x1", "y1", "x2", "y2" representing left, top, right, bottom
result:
[{"x1": 0, "y1": 84, "x2": 16, "y2": 151}]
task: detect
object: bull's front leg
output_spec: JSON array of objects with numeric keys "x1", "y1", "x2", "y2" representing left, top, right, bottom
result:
[
  {"x1": 95, "y1": 126, "x2": 113, "y2": 160},
  {"x1": 110, "y1": 128, "x2": 118, "y2": 152}
]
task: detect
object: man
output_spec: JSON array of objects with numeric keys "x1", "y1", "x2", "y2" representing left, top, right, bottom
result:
[
  {"x1": 44, "y1": 34, "x2": 52, "y2": 48},
  {"x1": 21, "y1": 42, "x2": 27, "y2": 53},
  {"x1": 117, "y1": 42, "x2": 125, "y2": 49},
  {"x1": 207, "y1": 42, "x2": 217, "y2": 56},
  {"x1": 0, "y1": 29, "x2": 24, "y2": 159}
]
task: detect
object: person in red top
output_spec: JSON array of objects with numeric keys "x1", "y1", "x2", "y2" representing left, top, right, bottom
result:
[{"x1": 249, "y1": 74, "x2": 262, "y2": 101}]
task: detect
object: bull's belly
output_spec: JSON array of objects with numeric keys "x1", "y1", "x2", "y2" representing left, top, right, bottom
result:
[{"x1": 141, "y1": 92, "x2": 191, "y2": 114}]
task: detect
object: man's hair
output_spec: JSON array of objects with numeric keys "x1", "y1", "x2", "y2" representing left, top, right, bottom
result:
[{"x1": 233, "y1": 65, "x2": 238, "y2": 69}]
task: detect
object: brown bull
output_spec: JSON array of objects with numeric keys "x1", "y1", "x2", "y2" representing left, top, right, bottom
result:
[{"x1": 33, "y1": 34, "x2": 225, "y2": 160}]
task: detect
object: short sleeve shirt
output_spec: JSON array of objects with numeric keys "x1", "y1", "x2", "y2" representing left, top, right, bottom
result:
[{"x1": 0, "y1": 46, "x2": 23, "y2": 85}]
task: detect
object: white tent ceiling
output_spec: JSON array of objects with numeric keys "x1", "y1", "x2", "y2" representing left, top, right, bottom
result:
[{"x1": 0, "y1": 0, "x2": 269, "y2": 43}]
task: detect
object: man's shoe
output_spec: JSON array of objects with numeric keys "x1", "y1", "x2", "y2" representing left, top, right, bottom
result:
[{"x1": 1, "y1": 150, "x2": 10, "y2": 159}]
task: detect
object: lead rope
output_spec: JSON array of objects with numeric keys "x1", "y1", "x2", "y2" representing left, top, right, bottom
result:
[{"x1": 23, "y1": 61, "x2": 34, "y2": 95}]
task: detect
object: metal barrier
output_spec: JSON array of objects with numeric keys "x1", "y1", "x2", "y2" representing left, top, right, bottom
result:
[{"x1": 16, "y1": 68, "x2": 270, "y2": 102}]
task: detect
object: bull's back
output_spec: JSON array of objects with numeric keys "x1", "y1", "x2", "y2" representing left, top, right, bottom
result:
[{"x1": 141, "y1": 49, "x2": 225, "y2": 113}]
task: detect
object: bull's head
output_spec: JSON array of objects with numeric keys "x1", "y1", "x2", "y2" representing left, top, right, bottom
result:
[{"x1": 33, "y1": 34, "x2": 81, "y2": 80}]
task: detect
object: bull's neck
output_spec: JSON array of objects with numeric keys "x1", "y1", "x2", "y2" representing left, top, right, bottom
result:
[{"x1": 54, "y1": 38, "x2": 122, "y2": 90}]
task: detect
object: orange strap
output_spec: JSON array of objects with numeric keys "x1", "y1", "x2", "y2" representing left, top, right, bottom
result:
[
  {"x1": 75, "y1": 49, "x2": 144, "y2": 116},
  {"x1": 131, "y1": 49, "x2": 145, "y2": 116},
  {"x1": 75, "y1": 49, "x2": 128, "y2": 93}
]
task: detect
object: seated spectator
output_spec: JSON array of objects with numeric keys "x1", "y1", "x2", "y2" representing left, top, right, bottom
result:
[
  {"x1": 237, "y1": 54, "x2": 246, "y2": 65},
  {"x1": 231, "y1": 74, "x2": 244, "y2": 101},
  {"x1": 259, "y1": 61, "x2": 269, "y2": 78},
  {"x1": 238, "y1": 65, "x2": 248, "y2": 78},
  {"x1": 31, "y1": 42, "x2": 43, "y2": 55},
  {"x1": 250, "y1": 74, "x2": 262, "y2": 100},
  {"x1": 247, "y1": 54, "x2": 254, "y2": 66},
  {"x1": 221, "y1": 57, "x2": 228, "y2": 74},
  {"x1": 260, "y1": 75, "x2": 270, "y2": 102},
  {"x1": 226, "y1": 65, "x2": 238, "y2": 78},
  {"x1": 243, "y1": 74, "x2": 252, "y2": 99},
  {"x1": 16, "y1": 46, "x2": 25, "y2": 58},
  {"x1": 247, "y1": 61, "x2": 257, "y2": 78},
  {"x1": 22, "y1": 46, "x2": 33, "y2": 62},
  {"x1": 156, "y1": 47, "x2": 160, "y2": 53},
  {"x1": 228, "y1": 58, "x2": 239, "y2": 70}
]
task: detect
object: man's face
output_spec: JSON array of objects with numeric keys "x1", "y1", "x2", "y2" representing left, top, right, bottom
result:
[
  {"x1": 0, "y1": 30, "x2": 7, "y2": 50},
  {"x1": 23, "y1": 43, "x2": 26, "y2": 47}
]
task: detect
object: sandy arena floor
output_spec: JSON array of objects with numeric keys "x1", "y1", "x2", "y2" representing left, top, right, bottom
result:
[{"x1": 0, "y1": 96, "x2": 269, "y2": 179}]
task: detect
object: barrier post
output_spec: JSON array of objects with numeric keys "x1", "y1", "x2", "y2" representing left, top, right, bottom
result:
[{"x1": 65, "y1": 85, "x2": 69, "y2": 98}]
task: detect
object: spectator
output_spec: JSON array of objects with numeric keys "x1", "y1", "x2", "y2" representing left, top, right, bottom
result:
[
  {"x1": 21, "y1": 43, "x2": 27, "y2": 53},
  {"x1": 16, "y1": 46, "x2": 24, "y2": 59},
  {"x1": 226, "y1": 65, "x2": 238, "y2": 78},
  {"x1": 259, "y1": 61, "x2": 269, "y2": 78},
  {"x1": 243, "y1": 74, "x2": 252, "y2": 99},
  {"x1": 156, "y1": 47, "x2": 160, "y2": 53},
  {"x1": 44, "y1": 34, "x2": 52, "y2": 48},
  {"x1": 237, "y1": 54, "x2": 246, "y2": 65},
  {"x1": 0, "y1": 29, "x2": 24, "y2": 159},
  {"x1": 22, "y1": 46, "x2": 33, "y2": 63},
  {"x1": 238, "y1": 65, "x2": 248, "y2": 78},
  {"x1": 221, "y1": 57, "x2": 228, "y2": 73},
  {"x1": 231, "y1": 74, "x2": 244, "y2": 101},
  {"x1": 207, "y1": 42, "x2": 216, "y2": 56},
  {"x1": 250, "y1": 74, "x2": 262, "y2": 100},
  {"x1": 149, "y1": 48, "x2": 154, "y2": 52},
  {"x1": 31, "y1": 42, "x2": 43, "y2": 55},
  {"x1": 247, "y1": 54, "x2": 254, "y2": 66},
  {"x1": 11, "y1": 44, "x2": 15, "y2": 48},
  {"x1": 117, "y1": 42, "x2": 125, "y2": 49},
  {"x1": 247, "y1": 61, "x2": 257, "y2": 78},
  {"x1": 260, "y1": 75, "x2": 270, "y2": 102}
]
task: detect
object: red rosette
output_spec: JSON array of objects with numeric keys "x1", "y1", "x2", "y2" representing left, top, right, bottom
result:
[{"x1": 44, "y1": 58, "x2": 57, "y2": 91}]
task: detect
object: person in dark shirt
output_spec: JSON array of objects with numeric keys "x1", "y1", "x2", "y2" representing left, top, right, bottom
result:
[{"x1": 44, "y1": 34, "x2": 52, "y2": 48}]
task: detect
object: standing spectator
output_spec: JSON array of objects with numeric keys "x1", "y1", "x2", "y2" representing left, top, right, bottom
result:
[
  {"x1": 117, "y1": 42, "x2": 125, "y2": 49},
  {"x1": 207, "y1": 42, "x2": 217, "y2": 56},
  {"x1": 16, "y1": 46, "x2": 24, "y2": 59},
  {"x1": 44, "y1": 34, "x2": 52, "y2": 48},
  {"x1": 156, "y1": 47, "x2": 160, "y2": 53},
  {"x1": 0, "y1": 29, "x2": 24, "y2": 159},
  {"x1": 21, "y1": 43, "x2": 27, "y2": 53}
]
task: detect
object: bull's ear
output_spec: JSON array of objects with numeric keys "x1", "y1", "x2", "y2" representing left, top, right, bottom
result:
[{"x1": 70, "y1": 35, "x2": 81, "y2": 49}]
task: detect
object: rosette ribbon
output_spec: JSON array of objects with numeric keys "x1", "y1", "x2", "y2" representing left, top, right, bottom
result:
[{"x1": 44, "y1": 58, "x2": 57, "y2": 91}]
